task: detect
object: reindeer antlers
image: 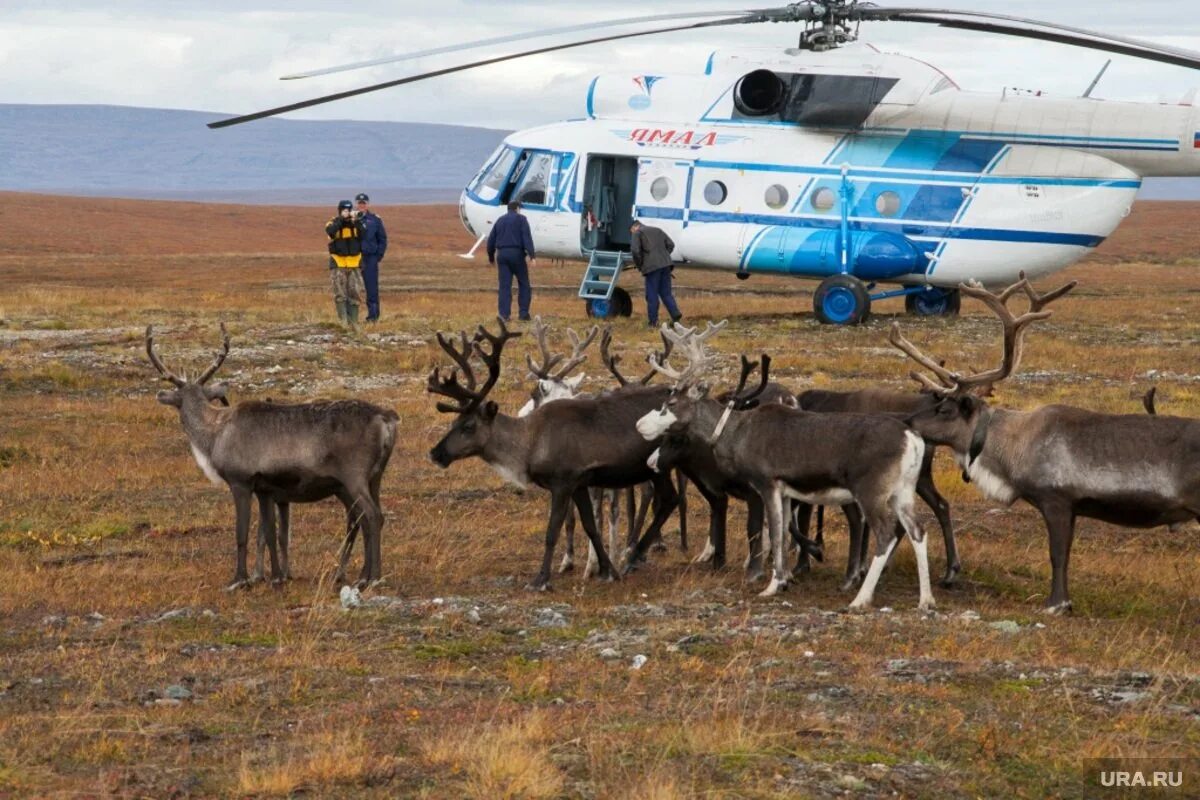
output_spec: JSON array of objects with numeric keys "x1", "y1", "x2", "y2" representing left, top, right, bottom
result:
[
  {"x1": 890, "y1": 272, "x2": 1075, "y2": 396},
  {"x1": 648, "y1": 320, "x2": 728, "y2": 389},
  {"x1": 428, "y1": 317, "x2": 523, "y2": 414},
  {"x1": 601, "y1": 327, "x2": 675, "y2": 387},
  {"x1": 145, "y1": 323, "x2": 230, "y2": 387},
  {"x1": 525, "y1": 316, "x2": 598, "y2": 381}
]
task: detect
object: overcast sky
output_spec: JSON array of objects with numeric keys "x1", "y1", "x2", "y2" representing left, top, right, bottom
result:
[{"x1": 5, "y1": 1, "x2": 1200, "y2": 130}]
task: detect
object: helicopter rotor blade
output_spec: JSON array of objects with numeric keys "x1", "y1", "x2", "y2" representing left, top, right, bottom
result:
[
  {"x1": 208, "y1": 10, "x2": 803, "y2": 129},
  {"x1": 280, "y1": 10, "x2": 762, "y2": 81},
  {"x1": 858, "y1": 7, "x2": 1200, "y2": 71}
]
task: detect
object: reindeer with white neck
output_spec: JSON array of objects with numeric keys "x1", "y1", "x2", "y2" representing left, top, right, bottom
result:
[{"x1": 636, "y1": 324, "x2": 934, "y2": 609}]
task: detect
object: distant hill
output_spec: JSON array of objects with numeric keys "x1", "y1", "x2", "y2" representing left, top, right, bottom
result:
[
  {"x1": 1, "y1": 103, "x2": 1194, "y2": 203},
  {"x1": 0, "y1": 104, "x2": 508, "y2": 204}
]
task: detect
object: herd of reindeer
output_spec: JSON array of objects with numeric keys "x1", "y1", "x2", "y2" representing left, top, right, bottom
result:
[{"x1": 144, "y1": 272, "x2": 1200, "y2": 615}]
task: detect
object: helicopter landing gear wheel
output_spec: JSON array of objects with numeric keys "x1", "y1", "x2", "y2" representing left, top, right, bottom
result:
[
  {"x1": 585, "y1": 287, "x2": 633, "y2": 319},
  {"x1": 813, "y1": 274, "x2": 870, "y2": 326},
  {"x1": 905, "y1": 287, "x2": 961, "y2": 317}
]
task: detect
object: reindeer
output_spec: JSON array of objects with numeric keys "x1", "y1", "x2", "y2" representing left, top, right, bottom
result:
[
  {"x1": 796, "y1": 387, "x2": 961, "y2": 587},
  {"x1": 636, "y1": 327, "x2": 933, "y2": 610},
  {"x1": 516, "y1": 317, "x2": 612, "y2": 575},
  {"x1": 427, "y1": 319, "x2": 680, "y2": 590},
  {"x1": 146, "y1": 324, "x2": 397, "y2": 589},
  {"x1": 890, "y1": 274, "x2": 1200, "y2": 613},
  {"x1": 598, "y1": 328, "x2": 689, "y2": 557}
]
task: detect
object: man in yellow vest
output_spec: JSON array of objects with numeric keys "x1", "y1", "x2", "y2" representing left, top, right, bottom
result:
[{"x1": 325, "y1": 199, "x2": 367, "y2": 326}]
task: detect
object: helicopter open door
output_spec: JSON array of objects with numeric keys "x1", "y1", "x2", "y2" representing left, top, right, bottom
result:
[{"x1": 580, "y1": 155, "x2": 637, "y2": 253}]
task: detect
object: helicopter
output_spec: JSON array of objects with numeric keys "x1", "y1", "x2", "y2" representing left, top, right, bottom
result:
[{"x1": 211, "y1": 3, "x2": 1200, "y2": 325}]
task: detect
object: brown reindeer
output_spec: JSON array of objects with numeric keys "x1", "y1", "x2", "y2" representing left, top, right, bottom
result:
[
  {"x1": 147, "y1": 325, "x2": 397, "y2": 589},
  {"x1": 428, "y1": 318, "x2": 680, "y2": 590},
  {"x1": 636, "y1": 324, "x2": 933, "y2": 609},
  {"x1": 884, "y1": 273, "x2": 1188, "y2": 614}
]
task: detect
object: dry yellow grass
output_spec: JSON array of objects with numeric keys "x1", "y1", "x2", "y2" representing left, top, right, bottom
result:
[{"x1": 0, "y1": 194, "x2": 1198, "y2": 797}]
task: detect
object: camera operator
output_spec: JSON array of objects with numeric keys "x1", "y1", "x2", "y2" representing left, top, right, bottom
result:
[{"x1": 325, "y1": 199, "x2": 367, "y2": 327}]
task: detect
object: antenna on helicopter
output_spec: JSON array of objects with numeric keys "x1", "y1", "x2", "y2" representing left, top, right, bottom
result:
[
  {"x1": 209, "y1": 1, "x2": 1200, "y2": 129},
  {"x1": 1083, "y1": 59, "x2": 1112, "y2": 98}
]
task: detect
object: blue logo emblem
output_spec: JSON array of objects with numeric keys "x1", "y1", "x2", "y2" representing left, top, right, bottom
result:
[{"x1": 628, "y1": 75, "x2": 663, "y2": 111}]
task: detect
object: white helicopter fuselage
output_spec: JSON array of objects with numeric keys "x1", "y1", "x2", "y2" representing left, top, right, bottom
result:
[{"x1": 459, "y1": 47, "x2": 1200, "y2": 291}]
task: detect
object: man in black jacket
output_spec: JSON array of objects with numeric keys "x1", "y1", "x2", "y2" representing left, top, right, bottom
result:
[
  {"x1": 630, "y1": 220, "x2": 682, "y2": 327},
  {"x1": 486, "y1": 201, "x2": 537, "y2": 321}
]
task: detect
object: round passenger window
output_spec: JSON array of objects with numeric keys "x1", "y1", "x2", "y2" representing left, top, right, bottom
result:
[
  {"x1": 650, "y1": 177, "x2": 672, "y2": 201},
  {"x1": 704, "y1": 180, "x2": 728, "y2": 206},
  {"x1": 765, "y1": 184, "x2": 789, "y2": 210},
  {"x1": 811, "y1": 187, "x2": 836, "y2": 212},
  {"x1": 876, "y1": 190, "x2": 901, "y2": 217}
]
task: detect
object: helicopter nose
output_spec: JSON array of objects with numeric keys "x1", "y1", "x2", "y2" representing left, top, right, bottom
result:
[{"x1": 458, "y1": 191, "x2": 476, "y2": 237}]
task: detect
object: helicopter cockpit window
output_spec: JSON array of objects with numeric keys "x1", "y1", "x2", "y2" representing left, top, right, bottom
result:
[
  {"x1": 512, "y1": 151, "x2": 557, "y2": 208},
  {"x1": 472, "y1": 146, "x2": 519, "y2": 203}
]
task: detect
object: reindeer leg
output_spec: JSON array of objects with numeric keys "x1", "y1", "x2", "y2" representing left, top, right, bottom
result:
[
  {"x1": 744, "y1": 496, "x2": 765, "y2": 581},
  {"x1": 226, "y1": 485, "x2": 253, "y2": 591},
  {"x1": 694, "y1": 483, "x2": 726, "y2": 570},
  {"x1": 1038, "y1": 500, "x2": 1076, "y2": 615},
  {"x1": 352, "y1": 490, "x2": 384, "y2": 590},
  {"x1": 676, "y1": 471, "x2": 689, "y2": 552},
  {"x1": 840, "y1": 504, "x2": 866, "y2": 592},
  {"x1": 791, "y1": 501, "x2": 813, "y2": 576},
  {"x1": 528, "y1": 489, "x2": 572, "y2": 591},
  {"x1": 558, "y1": 511, "x2": 576, "y2": 574},
  {"x1": 759, "y1": 483, "x2": 788, "y2": 597},
  {"x1": 575, "y1": 487, "x2": 619, "y2": 582},
  {"x1": 256, "y1": 493, "x2": 283, "y2": 587},
  {"x1": 624, "y1": 473, "x2": 678, "y2": 574},
  {"x1": 849, "y1": 519, "x2": 900, "y2": 611},
  {"x1": 277, "y1": 502, "x2": 292, "y2": 581},
  {"x1": 605, "y1": 488, "x2": 620, "y2": 568},
  {"x1": 250, "y1": 495, "x2": 266, "y2": 586},
  {"x1": 582, "y1": 488, "x2": 604, "y2": 579},
  {"x1": 917, "y1": 465, "x2": 959, "y2": 587},
  {"x1": 334, "y1": 501, "x2": 361, "y2": 587}
]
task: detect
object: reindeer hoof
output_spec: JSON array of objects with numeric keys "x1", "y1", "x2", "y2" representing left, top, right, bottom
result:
[
  {"x1": 599, "y1": 570, "x2": 620, "y2": 583},
  {"x1": 224, "y1": 578, "x2": 251, "y2": 592},
  {"x1": 1042, "y1": 600, "x2": 1073, "y2": 616},
  {"x1": 649, "y1": 541, "x2": 667, "y2": 553},
  {"x1": 525, "y1": 580, "x2": 551, "y2": 592},
  {"x1": 557, "y1": 557, "x2": 574, "y2": 574},
  {"x1": 847, "y1": 602, "x2": 871, "y2": 613},
  {"x1": 940, "y1": 565, "x2": 961, "y2": 588},
  {"x1": 918, "y1": 598, "x2": 937, "y2": 612},
  {"x1": 248, "y1": 573, "x2": 265, "y2": 586},
  {"x1": 692, "y1": 542, "x2": 716, "y2": 564},
  {"x1": 758, "y1": 576, "x2": 787, "y2": 597}
]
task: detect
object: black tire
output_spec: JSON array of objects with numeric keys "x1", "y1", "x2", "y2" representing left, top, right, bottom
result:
[
  {"x1": 813, "y1": 274, "x2": 871, "y2": 325},
  {"x1": 905, "y1": 287, "x2": 961, "y2": 317},
  {"x1": 613, "y1": 287, "x2": 633, "y2": 317}
]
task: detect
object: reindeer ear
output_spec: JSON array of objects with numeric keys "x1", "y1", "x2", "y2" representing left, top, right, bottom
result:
[
  {"x1": 204, "y1": 382, "x2": 230, "y2": 404},
  {"x1": 482, "y1": 401, "x2": 499, "y2": 421},
  {"x1": 957, "y1": 395, "x2": 980, "y2": 417},
  {"x1": 565, "y1": 374, "x2": 585, "y2": 391}
]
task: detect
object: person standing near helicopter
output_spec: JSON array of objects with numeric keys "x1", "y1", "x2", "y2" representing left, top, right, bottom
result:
[
  {"x1": 486, "y1": 200, "x2": 537, "y2": 321},
  {"x1": 354, "y1": 192, "x2": 388, "y2": 322},
  {"x1": 630, "y1": 219, "x2": 683, "y2": 328},
  {"x1": 326, "y1": 199, "x2": 366, "y2": 327}
]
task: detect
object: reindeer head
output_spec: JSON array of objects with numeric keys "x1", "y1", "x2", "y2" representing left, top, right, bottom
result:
[
  {"x1": 890, "y1": 272, "x2": 1075, "y2": 454},
  {"x1": 517, "y1": 316, "x2": 598, "y2": 417},
  {"x1": 428, "y1": 318, "x2": 521, "y2": 468},
  {"x1": 146, "y1": 324, "x2": 232, "y2": 410},
  {"x1": 632, "y1": 321, "x2": 770, "y2": 441}
]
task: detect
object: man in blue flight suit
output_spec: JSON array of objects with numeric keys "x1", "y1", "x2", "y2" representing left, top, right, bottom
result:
[
  {"x1": 630, "y1": 219, "x2": 683, "y2": 328},
  {"x1": 486, "y1": 200, "x2": 537, "y2": 321},
  {"x1": 355, "y1": 192, "x2": 388, "y2": 322}
]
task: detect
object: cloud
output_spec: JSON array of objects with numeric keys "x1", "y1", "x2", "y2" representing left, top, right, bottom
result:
[{"x1": 4, "y1": 1, "x2": 1200, "y2": 130}]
